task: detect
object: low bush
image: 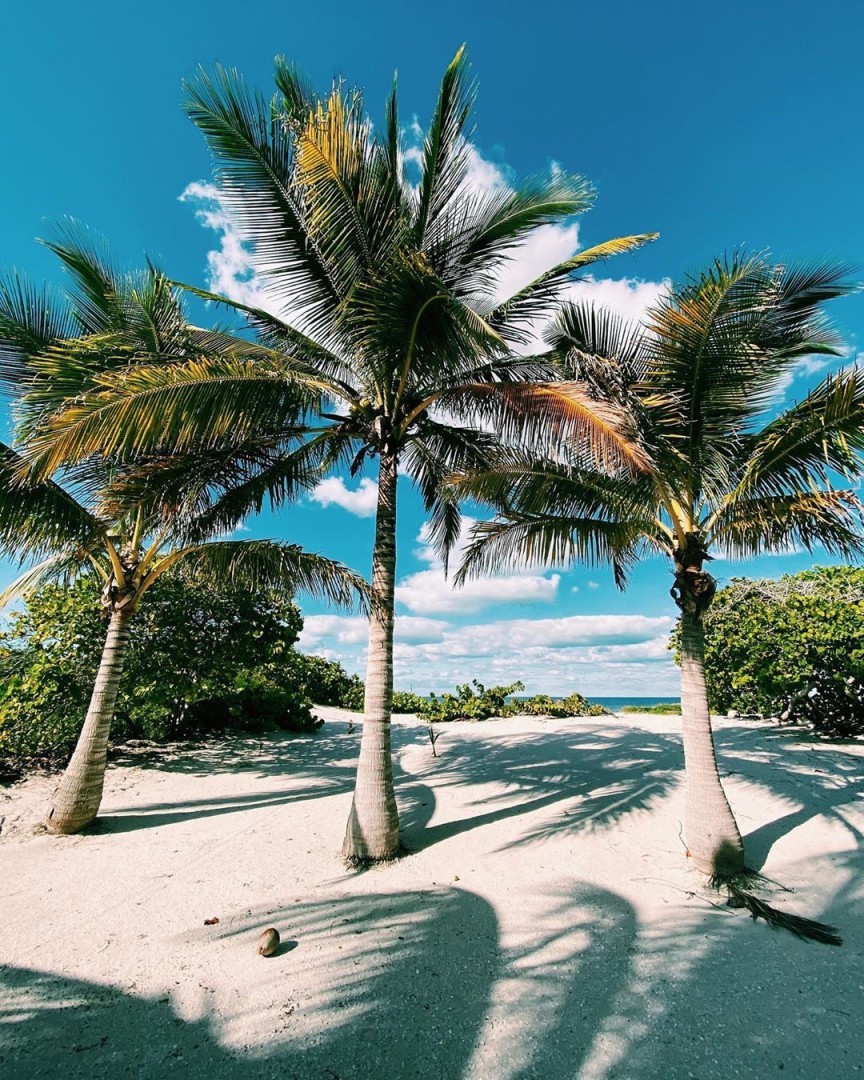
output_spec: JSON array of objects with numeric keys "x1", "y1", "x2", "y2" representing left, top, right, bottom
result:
[
  {"x1": 0, "y1": 575, "x2": 325, "y2": 766},
  {"x1": 620, "y1": 702, "x2": 681, "y2": 715},
  {"x1": 413, "y1": 681, "x2": 607, "y2": 722},
  {"x1": 680, "y1": 566, "x2": 864, "y2": 737},
  {"x1": 391, "y1": 690, "x2": 429, "y2": 713},
  {"x1": 418, "y1": 680, "x2": 525, "y2": 722}
]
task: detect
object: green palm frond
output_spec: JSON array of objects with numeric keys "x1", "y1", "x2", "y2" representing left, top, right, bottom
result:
[
  {"x1": 0, "y1": 271, "x2": 76, "y2": 393},
  {"x1": 448, "y1": 452, "x2": 653, "y2": 520},
  {"x1": 454, "y1": 513, "x2": 646, "y2": 590},
  {"x1": 41, "y1": 221, "x2": 127, "y2": 335},
  {"x1": 413, "y1": 46, "x2": 476, "y2": 248},
  {"x1": 547, "y1": 299, "x2": 651, "y2": 387},
  {"x1": 486, "y1": 233, "x2": 659, "y2": 344},
  {"x1": 163, "y1": 431, "x2": 349, "y2": 542},
  {"x1": 0, "y1": 552, "x2": 89, "y2": 609},
  {"x1": 173, "y1": 281, "x2": 359, "y2": 393},
  {"x1": 0, "y1": 442, "x2": 106, "y2": 562},
  {"x1": 639, "y1": 253, "x2": 854, "y2": 505},
  {"x1": 708, "y1": 489, "x2": 864, "y2": 561},
  {"x1": 272, "y1": 55, "x2": 318, "y2": 122},
  {"x1": 182, "y1": 63, "x2": 343, "y2": 338},
  {"x1": 171, "y1": 539, "x2": 368, "y2": 611},
  {"x1": 728, "y1": 366, "x2": 864, "y2": 502},
  {"x1": 435, "y1": 381, "x2": 651, "y2": 474},
  {"x1": 401, "y1": 419, "x2": 502, "y2": 564},
  {"x1": 24, "y1": 356, "x2": 322, "y2": 477}
]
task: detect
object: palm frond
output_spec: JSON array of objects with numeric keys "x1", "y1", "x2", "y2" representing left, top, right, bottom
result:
[
  {"x1": 170, "y1": 539, "x2": 369, "y2": 611},
  {"x1": 182, "y1": 63, "x2": 343, "y2": 337},
  {"x1": 172, "y1": 279, "x2": 359, "y2": 393},
  {"x1": 401, "y1": 420, "x2": 503, "y2": 565},
  {"x1": 427, "y1": 173, "x2": 595, "y2": 298},
  {"x1": 729, "y1": 366, "x2": 864, "y2": 501},
  {"x1": 487, "y1": 233, "x2": 659, "y2": 344},
  {"x1": 23, "y1": 356, "x2": 322, "y2": 477},
  {"x1": 434, "y1": 381, "x2": 651, "y2": 474},
  {"x1": 0, "y1": 552, "x2": 87, "y2": 609},
  {"x1": 708, "y1": 489, "x2": 864, "y2": 561},
  {"x1": 724, "y1": 882, "x2": 842, "y2": 946},
  {"x1": 454, "y1": 513, "x2": 645, "y2": 590},
  {"x1": 0, "y1": 442, "x2": 106, "y2": 562},
  {"x1": 546, "y1": 299, "x2": 651, "y2": 387},
  {"x1": 41, "y1": 220, "x2": 127, "y2": 334},
  {"x1": 414, "y1": 46, "x2": 476, "y2": 247},
  {"x1": 164, "y1": 431, "x2": 349, "y2": 541},
  {"x1": 0, "y1": 271, "x2": 76, "y2": 393}
]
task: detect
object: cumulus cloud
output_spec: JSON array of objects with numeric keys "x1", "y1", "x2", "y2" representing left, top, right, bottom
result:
[
  {"x1": 297, "y1": 612, "x2": 450, "y2": 653},
  {"x1": 178, "y1": 182, "x2": 278, "y2": 315},
  {"x1": 310, "y1": 477, "x2": 379, "y2": 517},
  {"x1": 394, "y1": 518, "x2": 561, "y2": 615},
  {"x1": 297, "y1": 610, "x2": 678, "y2": 696}
]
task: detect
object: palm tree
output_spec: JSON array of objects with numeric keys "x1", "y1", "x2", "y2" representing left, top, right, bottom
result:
[
  {"x1": 17, "y1": 50, "x2": 655, "y2": 861},
  {"x1": 453, "y1": 254, "x2": 864, "y2": 882},
  {"x1": 0, "y1": 441, "x2": 366, "y2": 834},
  {"x1": 0, "y1": 242, "x2": 367, "y2": 835}
]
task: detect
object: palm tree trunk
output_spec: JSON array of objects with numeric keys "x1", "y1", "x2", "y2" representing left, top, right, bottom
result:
[
  {"x1": 46, "y1": 605, "x2": 133, "y2": 835},
  {"x1": 679, "y1": 606, "x2": 745, "y2": 877},
  {"x1": 342, "y1": 452, "x2": 400, "y2": 862}
]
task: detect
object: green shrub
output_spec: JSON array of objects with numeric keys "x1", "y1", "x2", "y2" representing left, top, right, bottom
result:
[
  {"x1": 620, "y1": 702, "x2": 681, "y2": 715},
  {"x1": 417, "y1": 680, "x2": 525, "y2": 722},
  {"x1": 675, "y1": 566, "x2": 864, "y2": 737},
  {"x1": 287, "y1": 652, "x2": 365, "y2": 710},
  {"x1": 519, "y1": 691, "x2": 610, "y2": 718},
  {"x1": 0, "y1": 575, "x2": 324, "y2": 764},
  {"x1": 391, "y1": 690, "x2": 429, "y2": 713}
]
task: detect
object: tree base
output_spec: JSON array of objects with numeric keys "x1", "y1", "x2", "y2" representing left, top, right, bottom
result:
[
  {"x1": 44, "y1": 802, "x2": 98, "y2": 836},
  {"x1": 706, "y1": 867, "x2": 842, "y2": 946},
  {"x1": 342, "y1": 843, "x2": 407, "y2": 870}
]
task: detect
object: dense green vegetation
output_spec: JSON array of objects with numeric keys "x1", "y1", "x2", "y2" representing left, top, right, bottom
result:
[
  {"x1": 696, "y1": 566, "x2": 864, "y2": 737},
  {"x1": 0, "y1": 576, "x2": 335, "y2": 764},
  {"x1": 416, "y1": 681, "x2": 607, "y2": 722},
  {"x1": 620, "y1": 703, "x2": 682, "y2": 715}
]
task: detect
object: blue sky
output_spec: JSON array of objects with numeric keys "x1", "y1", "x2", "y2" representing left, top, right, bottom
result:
[{"x1": 2, "y1": 0, "x2": 863, "y2": 696}]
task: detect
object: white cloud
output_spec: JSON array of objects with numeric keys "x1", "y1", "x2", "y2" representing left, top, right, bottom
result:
[
  {"x1": 395, "y1": 518, "x2": 561, "y2": 616},
  {"x1": 392, "y1": 616, "x2": 451, "y2": 642},
  {"x1": 565, "y1": 276, "x2": 669, "y2": 324},
  {"x1": 310, "y1": 477, "x2": 379, "y2": 517},
  {"x1": 298, "y1": 614, "x2": 369, "y2": 650},
  {"x1": 297, "y1": 609, "x2": 678, "y2": 697},
  {"x1": 396, "y1": 568, "x2": 560, "y2": 615},
  {"x1": 178, "y1": 182, "x2": 279, "y2": 315},
  {"x1": 297, "y1": 613, "x2": 451, "y2": 652}
]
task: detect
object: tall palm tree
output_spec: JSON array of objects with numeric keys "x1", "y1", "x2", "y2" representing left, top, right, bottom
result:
[
  {"x1": 452, "y1": 254, "x2": 864, "y2": 882},
  {"x1": 18, "y1": 50, "x2": 655, "y2": 861},
  {"x1": 0, "y1": 241, "x2": 367, "y2": 835},
  {"x1": 0, "y1": 442, "x2": 366, "y2": 834}
]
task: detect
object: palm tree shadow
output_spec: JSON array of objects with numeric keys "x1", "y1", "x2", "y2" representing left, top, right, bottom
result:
[
  {"x1": 586, "y1": 852, "x2": 864, "y2": 1079},
  {"x1": 712, "y1": 725, "x2": 864, "y2": 871},
  {"x1": 398, "y1": 722, "x2": 683, "y2": 855},
  {"x1": 95, "y1": 723, "x2": 371, "y2": 833},
  {"x1": 0, "y1": 882, "x2": 639, "y2": 1080}
]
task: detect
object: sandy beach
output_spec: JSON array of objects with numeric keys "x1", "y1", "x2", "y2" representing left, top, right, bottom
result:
[{"x1": 1, "y1": 709, "x2": 862, "y2": 1079}]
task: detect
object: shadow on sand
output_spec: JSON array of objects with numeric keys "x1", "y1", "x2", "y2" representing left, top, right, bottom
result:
[{"x1": 0, "y1": 883, "x2": 637, "y2": 1079}]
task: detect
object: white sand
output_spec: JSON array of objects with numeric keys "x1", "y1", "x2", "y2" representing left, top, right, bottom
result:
[{"x1": 1, "y1": 710, "x2": 862, "y2": 1079}]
